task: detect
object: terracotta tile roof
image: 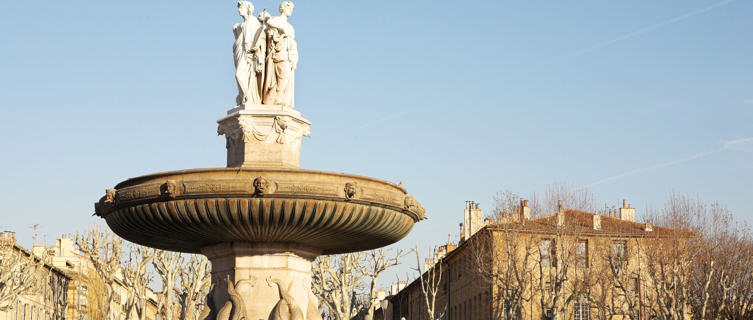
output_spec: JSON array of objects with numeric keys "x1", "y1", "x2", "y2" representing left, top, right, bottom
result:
[{"x1": 488, "y1": 209, "x2": 677, "y2": 237}]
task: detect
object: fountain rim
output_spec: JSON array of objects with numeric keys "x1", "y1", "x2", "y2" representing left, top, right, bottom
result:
[
  {"x1": 114, "y1": 167, "x2": 408, "y2": 192},
  {"x1": 97, "y1": 167, "x2": 424, "y2": 253}
]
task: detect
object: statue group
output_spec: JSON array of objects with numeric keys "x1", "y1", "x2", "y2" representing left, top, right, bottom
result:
[{"x1": 234, "y1": 1, "x2": 298, "y2": 108}]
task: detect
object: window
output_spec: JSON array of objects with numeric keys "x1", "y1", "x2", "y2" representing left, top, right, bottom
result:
[
  {"x1": 502, "y1": 300, "x2": 522, "y2": 320},
  {"x1": 573, "y1": 295, "x2": 590, "y2": 320},
  {"x1": 576, "y1": 240, "x2": 589, "y2": 268},
  {"x1": 540, "y1": 239, "x2": 556, "y2": 267},
  {"x1": 543, "y1": 309, "x2": 554, "y2": 320},
  {"x1": 631, "y1": 277, "x2": 640, "y2": 297},
  {"x1": 612, "y1": 241, "x2": 627, "y2": 270}
]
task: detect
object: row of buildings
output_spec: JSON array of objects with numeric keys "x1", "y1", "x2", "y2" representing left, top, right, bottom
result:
[
  {"x1": 370, "y1": 200, "x2": 682, "y2": 320},
  {"x1": 0, "y1": 231, "x2": 159, "y2": 320}
]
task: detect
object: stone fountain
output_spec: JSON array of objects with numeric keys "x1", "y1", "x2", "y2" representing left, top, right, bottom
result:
[{"x1": 93, "y1": 1, "x2": 424, "y2": 320}]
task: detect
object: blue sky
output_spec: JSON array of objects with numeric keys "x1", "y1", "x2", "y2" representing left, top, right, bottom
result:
[{"x1": 1, "y1": 0, "x2": 752, "y2": 284}]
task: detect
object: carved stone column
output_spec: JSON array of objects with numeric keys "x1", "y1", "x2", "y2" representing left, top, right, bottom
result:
[
  {"x1": 201, "y1": 243, "x2": 323, "y2": 320},
  {"x1": 218, "y1": 105, "x2": 311, "y2": 168}
]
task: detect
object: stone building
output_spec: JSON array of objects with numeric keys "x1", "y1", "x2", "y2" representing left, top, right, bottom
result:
[
  {"x1": 0, "y1": 232, "x2": 71, "y2": 320},
  {"x1": 384, "y1": 201, "x2": 682, "y2": 320},
  {"x1": 0, "y1": 232, "x2": 159, "y2": 320}
]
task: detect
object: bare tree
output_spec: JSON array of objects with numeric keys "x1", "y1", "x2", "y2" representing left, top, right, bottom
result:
[
  {"x1": 123, "y1": 244, "x2": 155, "y2": 320},
  {"x1": 0, "y1": 241, "x2": 46, "y2": 311},
  {"x1": 587, "y1": 251, "x2": 618, "y2": 320},
  {"x1": 83, "y1": 272, "x2": 108, "y2": 320},
  {"x1": 312, "y1": 252, "x2": 368, "y2": 320},
  {"x1": 153, "y1": 249, "x2": 184, "y2": 320},
  {"x1": 414, "y1": 246, "x2": 445, "y2": 320},
  {"x1": 528, "y1": 182, "x2": 595, "y2": 218},
  {"x1": 475, "y1": 191, "x2": 535, "y2": 319},
  {"x1": 686, "y1": 198, "x2": 753, "y2": 319},
  {"x1": 595, "y1": 237, "x2": 642, "y2": 320},
  {"x1": 75, "y1": 224, "x2": 123, "y2": 320},
  {"x1": 534, "y1": 222, "x2": 579, "y2": 320},
  {"x1": 178, "y1": 254, "x2": 212, "y2": 320},
  {"x1": 641, "y1": 194, "x2": 700, "y2": 320},
  {"x1": 364, "y1": 249, "x2": 406, "y2": 320}
]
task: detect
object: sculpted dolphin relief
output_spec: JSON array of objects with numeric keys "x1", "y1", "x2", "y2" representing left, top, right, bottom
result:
[
  {"x1": 198, "y1": 287, "x2": 215, "y2": 320},
  {"x1": 216, "y1": 276, "x2": 250, "y2": 320},
  {"x1": 268, "y1": 277, "x2": 304, "y2": 320}
]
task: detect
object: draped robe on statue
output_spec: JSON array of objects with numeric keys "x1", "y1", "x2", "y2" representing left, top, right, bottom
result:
[
  {"x1": 233, "y1": 17, "x2": 265, "y2": 105},
  {"x1": 263, "y1": 16, "x2": 298, "y2": 108}
]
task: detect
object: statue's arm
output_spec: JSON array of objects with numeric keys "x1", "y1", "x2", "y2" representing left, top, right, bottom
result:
[
  {"x1": 266, "y1": 17, "x2": 282, "y2": 29},
  {"x1": 233, "y1": 23, "x2": 241, "y2": 38},
  {"x1": 266, "y1": 17, "x2": 293, "y2": 36},
  {"x1": 252, "y1": 25, "x2": 266, "y2": 52}
]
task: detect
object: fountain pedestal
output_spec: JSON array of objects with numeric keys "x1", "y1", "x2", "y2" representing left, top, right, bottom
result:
[
  {"x1": 217, "y1": 105, "x2": 311, "y2": 169},
  {"x1": 202, "y1": 243, "x2": 322, "y2": 320},
  {"x1": 97, "y1": 110, "x2": 423, "y2": 320}
]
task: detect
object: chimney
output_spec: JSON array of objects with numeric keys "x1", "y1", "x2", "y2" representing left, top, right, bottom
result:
[
  {"x1": 32, "y1": 244, "x2": 46, "y2": 257},
  {"x1": 398, "y1": 281, "x2": 406, "y2": 291},
  {"x1": 464, "y1": 201, "x2": 483, "y2": 238},
  {"x1": 645, "y1": 221, "x2": 653, "y2": 232},
  {"x1": 519, "y1": 200, "x2": 531, "y2": 221},
  {"x1": 593, "y1": 214, "x2": 601, "y2": 231},
  {"x1": 424, "y1": 258, "x2": 433, "y2": 271},
  {"x1": 377, "y1": 289, "x2": 387, "y2": 301},
  {"x1": 57, "y1": 236, "x2": 73, "y2": 257},
  {"x1": 556, "y1": 200, "x2": 565, "y2": 227},
  {"x1": 619, "y1": 199, "x2": 636, "y2": 222},
  {"x1": 0, "y1": 231, "x2": 16, "y2": 244},
  {"x1": 391, "y1": 283, "x2": 399, "y2": 295}
]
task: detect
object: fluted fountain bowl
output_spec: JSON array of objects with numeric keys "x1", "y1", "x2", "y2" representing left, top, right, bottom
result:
[{"x1": 94, "y1": 168, "x2": 425, "y2": 254}]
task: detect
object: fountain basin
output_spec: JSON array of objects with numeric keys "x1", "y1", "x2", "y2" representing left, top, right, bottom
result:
[{"x1": 95, "y1": 168, "x2": 424, "y2": 254}]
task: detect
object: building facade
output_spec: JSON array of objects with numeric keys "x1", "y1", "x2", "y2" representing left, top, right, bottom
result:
[
  {"x1": 384, "y1": 201, "x2": 685, "y2": 320},
  {"x1": 0, "y1": 232, "x2": 159, "y2": 320},
  {"x1": 0, "y1": 232, "x2": 71, "y2": 320}
]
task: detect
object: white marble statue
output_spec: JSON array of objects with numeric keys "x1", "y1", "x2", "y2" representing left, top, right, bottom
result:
[
  {"x1": 233, "y1": 1, "x2": 266, "y2": 106},
  {"x1": 262, "y1": 1, "x2": 298, "y2": 108}
]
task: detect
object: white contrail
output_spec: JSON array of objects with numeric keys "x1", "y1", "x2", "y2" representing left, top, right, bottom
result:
[
  {"x1": 724, "y1": 137, "x2": 753, "y2": 153},
  {"x1": 586, "y1": 148, "x2": 723, "y2": 187},
  {"x1": 555, "y1": 0, "x2": 736, "y2": 62},
  {"x1": 587, "y1": 136, "x2": 753, "y2": 188}
]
